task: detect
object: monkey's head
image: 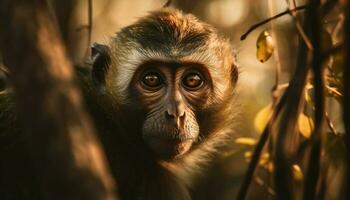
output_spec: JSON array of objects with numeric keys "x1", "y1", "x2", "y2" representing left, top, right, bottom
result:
[{"x1": 91, "y1": 8, "x2": 238, "y2": 160}]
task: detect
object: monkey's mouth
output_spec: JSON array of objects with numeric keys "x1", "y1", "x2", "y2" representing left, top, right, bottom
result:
[{"x1": 145, "y1": 135, "x2": 194, "y2": 160}]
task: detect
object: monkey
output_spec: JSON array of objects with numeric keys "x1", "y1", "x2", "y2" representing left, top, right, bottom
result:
[{"x1": 0, "y1": 8, "x2": 238, "y2": 200}]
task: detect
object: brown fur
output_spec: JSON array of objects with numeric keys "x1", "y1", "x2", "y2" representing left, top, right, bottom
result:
[
  {"x1": 0, "y1": 8, "x2": 238, "y2": 200},
  {"x1": 91, "y1": 8, "x2": 239, "y2": 199}
]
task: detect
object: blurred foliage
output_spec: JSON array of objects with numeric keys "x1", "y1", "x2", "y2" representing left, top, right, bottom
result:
[
  {"x1": 254, "y1": 103, "x2": 314, "y2": 138},
  {"x1": 237, "y1": 0, "x2": 348, "y2": 199}
]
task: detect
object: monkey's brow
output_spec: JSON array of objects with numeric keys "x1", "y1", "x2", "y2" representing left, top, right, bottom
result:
[{"x1": 122, "y1": 21, "x2": 211, "y2": 54}]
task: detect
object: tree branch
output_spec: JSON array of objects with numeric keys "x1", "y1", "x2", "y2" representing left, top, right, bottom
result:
[
  {"x1": 240, "y1": 5, "x2": 308, "y2": 40},
  {"x1": 87, "y1": 0, "x2": 93, "y2": 50},
  {"x1": 342, "y1": 0, "x2": 350, "y2": 198},
  {"x1": 163, "y1": 0, "x2": 172, "y2": 8},
  {"x1": 0, "y1": 1, "x2": 118, "y2": 199},
  {"x1": 303, "y1": 1, "x2": 324, "y2": 199}
]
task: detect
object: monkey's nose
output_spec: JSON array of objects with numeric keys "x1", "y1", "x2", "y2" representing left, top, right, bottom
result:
[{"x1": 165, "y1": 109, "x2": 186, "y2": 128}]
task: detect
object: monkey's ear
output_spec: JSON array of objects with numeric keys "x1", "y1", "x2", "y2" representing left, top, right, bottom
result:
[{"x1": 91, "y1": 43, "x2": 111, "y2": 90}]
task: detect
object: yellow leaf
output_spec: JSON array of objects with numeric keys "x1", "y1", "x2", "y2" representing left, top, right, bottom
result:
[
  {"x1": 244, "y1": 151, "x2": 252, "y2": 160},
  {"x1": 256, "y1": 30, "x2": 274, "y2": 63},
  {"x1": 298, "y1": 113, "x2": 314, "y2": 139},
  {"x1": 267, "y1": 162, "x2": 274, "y2": 173},
  {"x1": 235, "y1": 137, "x2": 257, "y2": 146},
  {"x1": 292, "y1": 164, "x2": 303, "y2": 181},
  {"x1": 259, "y1": 153, "x2": 270, "y2": 165},
  {"x1": 254, "y1": 104, "x2": 272, "y2": 133}
]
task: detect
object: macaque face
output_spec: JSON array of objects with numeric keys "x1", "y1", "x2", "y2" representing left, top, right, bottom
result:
[
  {"x1": 130, "y1": 61, "x2": 213, "y2": 159},
  {"x1": 90, "y1": 8, "x2": 238, "y2": 161}
]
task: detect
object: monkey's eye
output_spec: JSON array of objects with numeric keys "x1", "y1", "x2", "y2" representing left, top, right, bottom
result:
[
  {"x1": 182, "y1": 73, "x2": 203, "y2": 90},
  {"x1": 141, "y1": 72, "x2": 163, "y2": 89}
]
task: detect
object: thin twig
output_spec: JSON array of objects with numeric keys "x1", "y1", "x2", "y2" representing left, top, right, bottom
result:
[
  {"x1": 309, "y1": 106, "x2": 339, "y2": 137},
  {"x1": 289, "y1": 1, "x2": 314, "y2": 49},
  {"x1": 240, "y1": 5, "x2": 308, "y2": 40},
  {"x1": 87, "y1": 0, "x2": 93, "y2": 49},
  {"x1": 293, "y1": 17, "x2": 314, "y2": 50},
  {"x1": 331, "y1": 14, "x2": 344, "y2": 38},
  {"x1": 325, "y1": 112, "x2": 338, "y2": 136},
  {"x1": 254, "y1": 176, "x2": 275, "y2": 196},
  {"x1": 163, "y1": 0, "x2": 172, "y2": 8},
  {"x1": 325, "y1": 85, "x2": 343, "y2": 101}
]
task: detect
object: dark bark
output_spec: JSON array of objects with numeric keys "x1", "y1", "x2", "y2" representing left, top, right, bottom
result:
[
  {"x1": 343, "y1": 0, "x2": 350, "y2": 199},
  {"x1": 0, "y1": 1, "x2": 118, "y2": 200},
  {"x1": 303, "y1": 1, "x2": 324, "y2": 200}
]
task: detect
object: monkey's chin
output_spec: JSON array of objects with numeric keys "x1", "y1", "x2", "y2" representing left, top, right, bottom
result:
[{"x1": 145, "y1": 137, "x2": 194, "y2": 160}]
